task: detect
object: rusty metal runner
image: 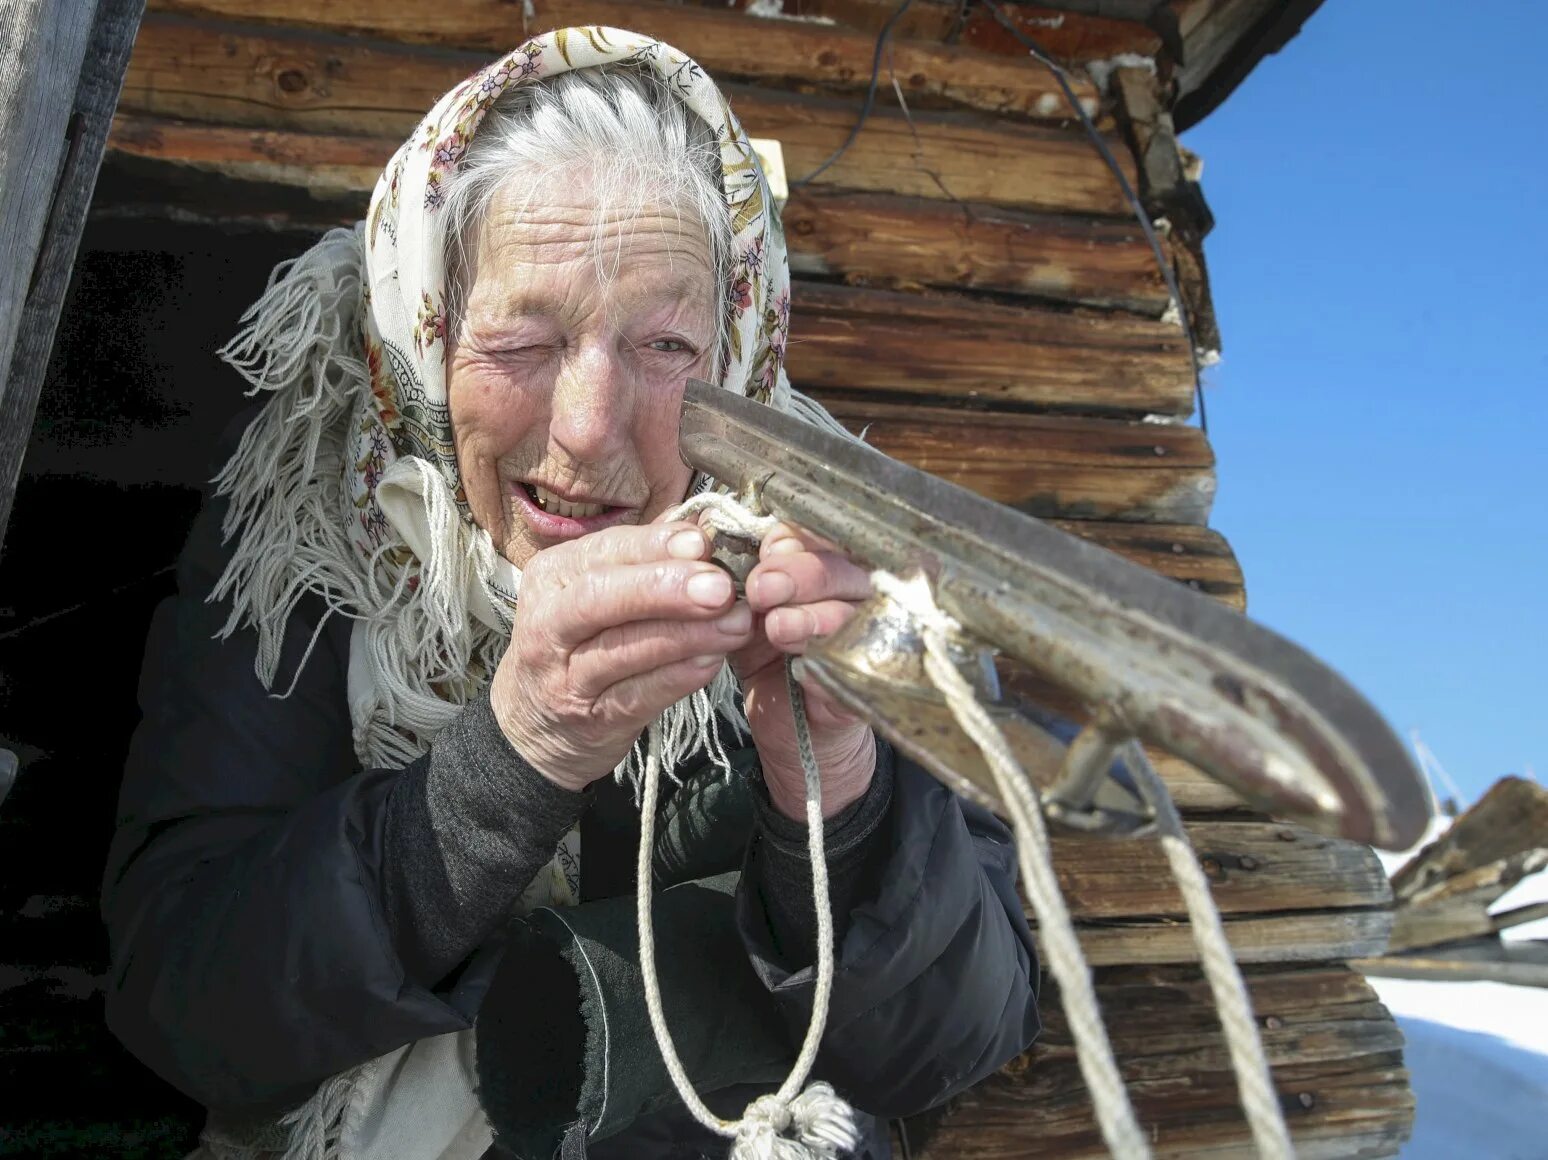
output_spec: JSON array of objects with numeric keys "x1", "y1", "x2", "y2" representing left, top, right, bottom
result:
[{"x1": 679, "y1": 380, "x2": 1429, "y2": 851}]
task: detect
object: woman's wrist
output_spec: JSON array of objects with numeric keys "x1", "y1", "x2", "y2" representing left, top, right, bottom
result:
[{"x1": 761, "y1": 729, "x2": 876, "y2": 821}]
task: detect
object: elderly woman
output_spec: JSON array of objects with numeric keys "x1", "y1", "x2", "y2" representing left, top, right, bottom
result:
[{"x1": 102, "y1": 28, "x2": 1038, "y2": 1160}]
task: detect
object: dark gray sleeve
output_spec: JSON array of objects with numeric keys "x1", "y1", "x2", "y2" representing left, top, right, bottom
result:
[
  {"x1": 381, "y1": 694, "x2": 590, "y2": 985},
  {"x1": 745, "y1": 737, "x2": 897, "y2": 965},
  {"x1": 100, "y1": 494, "x2": 587, "y2": 1113}
]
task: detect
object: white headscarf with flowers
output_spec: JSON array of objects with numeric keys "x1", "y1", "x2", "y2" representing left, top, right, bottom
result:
[{"x1": 214, "y1": 26, "x2": 814, "y2": 783}]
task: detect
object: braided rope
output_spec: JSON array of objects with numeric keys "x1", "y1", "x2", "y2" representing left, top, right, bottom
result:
[{"x1": 633, "y1": 494, "x2": 858, "y2": 1159}]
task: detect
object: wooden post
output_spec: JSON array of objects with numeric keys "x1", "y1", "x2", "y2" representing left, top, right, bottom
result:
[{"x1": 0, "y1": 0, "x2": 146, "y2": 550}]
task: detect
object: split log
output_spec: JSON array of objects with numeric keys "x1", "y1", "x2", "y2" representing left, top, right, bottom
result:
[
  {"x1": 816, "y1": 397, "x2": 1214, "y2": 522},
  {"x1": 103, "y1": 115, "x2": 1191, "y2": 318},
  {"x1": 783, "y1": 189, "x2": 1174, "y2": 313},
  {"x1": 1392, "y1": 776, "x2": 1548, "y2": 900},
  {"x1": 146, "y1": 0, "x2": 1104, "y2": 123},
  {"x1": 1049, "y1": 820, "x2": 1388, "y2": 922},
  {"x1": 715, "y1": 0, "x2": 1166, "y2": 65},
  {"x1": 788, "y1": 282, "x2": 1193, "y2": 414},
  {"x1": 1386, "y1": 848, "x2": 1548, "y2": 953},
  {"x1": 1071, "y1": 909, "x2": 1393, "y2": 969},
  {"x1": 905, "y1": 965, "x2": 1412, "y2": 1158},
  {"x1": 119, "y1": 14, "x2": 1139, "y2": 214}
]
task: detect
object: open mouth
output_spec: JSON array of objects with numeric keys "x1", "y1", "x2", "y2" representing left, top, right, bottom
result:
[{"x1": 520, "y1": 481, "x2": 618, "y2": 520}]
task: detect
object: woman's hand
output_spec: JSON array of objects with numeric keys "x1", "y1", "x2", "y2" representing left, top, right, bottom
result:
[
  {"x1": 489, "y1": 523, "x2": 753, "y2": 792},
  {"x1": 733, "y1": 523, "x2": 877, "y2": 821}
]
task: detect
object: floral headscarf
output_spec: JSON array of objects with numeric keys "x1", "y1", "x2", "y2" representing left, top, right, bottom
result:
[{"x1": 214, "y1": 27, "x2": 803, "y2": 776}]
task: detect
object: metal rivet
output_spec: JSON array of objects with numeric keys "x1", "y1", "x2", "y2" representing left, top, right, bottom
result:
[
  {"x1": 277, "y1": 68, "x2": 309, "y2": 94},
  {"x1": 1264, "y1": 1015, "x2": 1283, "y2": 1031},
  {"x1": 1171, "y1": 542, "x2": 1186, "y2": 554},
  {"x1": 1239, "y1": 855, "x2": 1259, "y2": 871},
  {"x1": 1278, "y1": 829, "x2": 1298, "y2": 842},
  {"x1": 1297, "y1": 1092, "x2": 1315, "y2": 1109}
]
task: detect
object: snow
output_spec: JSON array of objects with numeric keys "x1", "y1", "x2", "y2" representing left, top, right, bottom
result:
[
  {"x1": 1371, "y1": 978, "x2": 1548, "y2": 1159},
  {"x1": 1366, "y1": 815, "x2": 1548, "y2": 1158}
]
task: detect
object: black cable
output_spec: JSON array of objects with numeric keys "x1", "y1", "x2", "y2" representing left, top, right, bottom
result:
[
  {"x1": 790, "y1": 0, "x2": 917, "y2": 188},
  {"x1": 976, "y1": 0, "x2": 1208, "y2": 433}
]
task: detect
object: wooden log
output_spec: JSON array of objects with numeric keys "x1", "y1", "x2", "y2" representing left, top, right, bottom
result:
[
  {"x1": 816, "y1": 397, "x2": 1214, "y2": 522},
  {"x1": 783, "y1": 189, "x2": 1173, "y2": 312},
  {"x1": 1047, "y1": 821, "x2": 1389, "y2": 923},
  {"x1": 102, "y1": 114, "x2": 1192, "y2": 319},
  {"x1": 907, "y1": 966, "x2": 1412, "y2": 1158},
  {"x1": 1069, "y1": 908, "x2": 1393, "y2": 968},
  {"x1": 146, "y1": 0, "x2": 1104, "y2": 123},
  {"x1": 788, "y1": 282, "x2": 1193, "y2": 414},
  {"x1": 1356, "y1": 937, "x2": 1548, "y2": 989},
  {"x1": 119, "y1": 15, "x2": 1139, "y2": 214},
  {"x1": 0, "y1": 0, "x2": 146, "y2": 547},
  {"x1": 1387, "y1": 848, "x2": 1548, "y2": 952},
  {"x1": 1392, "y1": 776, "x2": 1548, "y2": 900}
]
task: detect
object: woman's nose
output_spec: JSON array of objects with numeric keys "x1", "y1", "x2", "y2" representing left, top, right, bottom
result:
[{"x1": 548, "y1": 343, "x2": 632, "y2": 463}]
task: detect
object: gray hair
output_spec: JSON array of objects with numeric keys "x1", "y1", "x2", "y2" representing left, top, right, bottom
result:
[{"x1": 442, "y1": 66, "x2": 733, "y2": 370}]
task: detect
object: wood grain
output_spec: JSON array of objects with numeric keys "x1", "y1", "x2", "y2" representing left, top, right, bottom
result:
[
  {"x1": 907, "y1": 965, "x2": 1412, "y2": 1158},
  {"x1": 818, "y1": 397, "x2": 1214, "y2": 522},
  {"x1": 147, "y1": 0, "x2": 1104, "y2": 123},
  {"x1": 788, "y1": 282, "x2": 1193, "y2": 413},
  {"x1": 119, "y1": 14, "x2": 1138, "y2": 213}
]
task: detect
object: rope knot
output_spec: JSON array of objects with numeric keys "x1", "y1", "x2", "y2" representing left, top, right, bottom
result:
[{"x1": 729, "y1": 1084, "x2": 858, "y2": 1160}]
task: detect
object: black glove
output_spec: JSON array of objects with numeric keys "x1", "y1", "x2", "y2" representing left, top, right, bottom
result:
[{"x1": 476, "y1": 871, "x2": 795, "y2": 1158}]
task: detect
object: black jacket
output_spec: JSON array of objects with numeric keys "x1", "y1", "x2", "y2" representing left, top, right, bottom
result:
[{"x1": 102, "y1": 493, "x2": 1040, "y2": 1157}]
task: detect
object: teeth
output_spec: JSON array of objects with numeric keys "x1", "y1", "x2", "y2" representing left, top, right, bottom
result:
[{"x1": 531, "y1": 484, "x2": 606, "y2": 519}]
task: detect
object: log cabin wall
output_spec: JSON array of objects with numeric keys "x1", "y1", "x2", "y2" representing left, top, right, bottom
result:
[{"x1": 0, "y1": 1, "x2": 1412, "y2": 1156}]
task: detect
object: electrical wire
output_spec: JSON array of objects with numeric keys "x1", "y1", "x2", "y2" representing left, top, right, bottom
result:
[
  {"x1": 790, "y1": 0, "x2": 1208, "y2": 432},
  {"x1": 973, "y1": 0, "x2": 1207, "y2": 432},
  {"x1": 790, "y1": 0, "x2": 917, "y2": 188}
]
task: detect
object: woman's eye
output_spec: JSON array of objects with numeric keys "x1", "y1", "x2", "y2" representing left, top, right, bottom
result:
[{"x1": 649, "y1": 338, "x2": 690, "y2": 354}]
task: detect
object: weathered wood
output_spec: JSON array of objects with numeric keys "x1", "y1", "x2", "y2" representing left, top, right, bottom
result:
[
  {"x1": 815, "y1": 397, "x2": 1214, "y2": 522},
  {"x1": 1387, "y1": 848, "x2": 1548, "y2": 952},
  {"x1": 783, "y1": 189, "x2": 1174, "y2": 312},
  {"x1": 1392, "y1": 776, "x2": 1548, "y2": 900},
  {"x1": 147, "y1": 0, "x2": 1104, "y2": 123},
  {"x1": 0, "y1": 1, "x2": 98, "y2": 411},
  {"x1": 0, "y1": 0, "x2": 145, "y2": 548},
  {"x1": 908, "y1": 966, "x2": 1412, "y2": 1158},
  {"x1": 1049, "y1": 520, "x2": 1245, "y2": 611},
  {"x1": 1356, "y1": 938, "x2": 1548, "y2": 989},
  {"x1": 1041, "y1": 821, "x2": 1389, "y2": 930},
  {"x1": 788, "y1": 282, "x2": 1193, "y2": 414},
  {"x1": 102, "y1": 115, "x2": 1191, "y2": 318},
  {"x1": 1067, "y1": 908, "x2": 1393, "y2": 968},
  {"x1": 119, "y1": 15, "x2": 1139, "y2": 214}
]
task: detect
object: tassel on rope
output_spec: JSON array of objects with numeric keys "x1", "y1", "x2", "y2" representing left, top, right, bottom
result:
[{"x1": 632, "y1": 493, "x2": 859, "y2": 1160}]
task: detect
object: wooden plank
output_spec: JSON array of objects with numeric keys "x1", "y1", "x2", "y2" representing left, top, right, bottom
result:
[
  {"x1": 908, "y1": 966, "x2": 1412, "y2": 1158},
  {"x1": 1392, "y1": 776, "x2": 1548, "y2": 900},
  {"x1": 1069, "y1": 908, "x2": 1393, "y2": 967},
  {"x1": 788, "y1": 282, "x2": 1193, "y2": 414},
  {"x1": 119, "y1": 15, "x2": 1139, "y2": 214},
  {"x1": 1387, "y1": 848, "x2": 1548, "y2": 952},
  {"x1": 1356, "y1": 938, "x2": 1548, "y2": 989},
  {"x1": 783, "y1": 189, "x2": 1173, "y2": 312},
  {"x1": 0, "y1": 0, "x2": 145, "y2": 547},
  {"x1": 147, "y1": 0, "x2": 1104, "y2": 123},
  {"x1": 0, "y1": 1, "x2": 98, "y2": 411},
  {"x1": 1046, "y1": 821, "x2": 1390, "y2": 922},
  {"x1": 1049, "y1": 520, "x2": 1245, "y2": 611},
  {"x1": 816, "y1": 397, "x2": 1214, "y2": 523},
  {"x1": 102, "y1": 115, "x2": 1187, "y2": 318}
]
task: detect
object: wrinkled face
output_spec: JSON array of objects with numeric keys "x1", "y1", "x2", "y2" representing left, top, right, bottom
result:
[{"x1": 447, "y1": 172, "x2": 717, "y2": 568}]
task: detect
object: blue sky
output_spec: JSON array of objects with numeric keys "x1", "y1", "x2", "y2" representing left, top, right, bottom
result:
[{"x1": 1182, "y1": 1, "x2": 1546, "y2": 806}]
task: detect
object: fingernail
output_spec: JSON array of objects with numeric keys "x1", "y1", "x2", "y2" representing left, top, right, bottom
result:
[
  {"x1": 668, "y1": 529, "x2": 706, "y2": 560},
  {"x1": 692, "y1": 654, "x2": 725, "y2": 668},
  {"x1": 754, "y1": 570, "x2": 794, "y2": 607},
  {"x1": 766, "y1": 536, "x2": 804, "y2": 557},
  {"x1": 716, "y1": 603, "x2": 752, "y2": 634},
  {"x1": 687, "y1": 570, "x2": 732, "y2": 607}
]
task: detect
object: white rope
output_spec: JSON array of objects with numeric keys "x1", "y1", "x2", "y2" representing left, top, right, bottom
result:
[
  {"x1": 1124, "y1": 745, "x2": 1295, "y2": 1160},
  {"x1": 633, "y1": 494, "x2": 858, "y2": 1159},
  {"x1": 872, "y1": 572, "x2": 1150, "y2": 1158},
  {"x1": 873, "y1": 570, "x2": 1295, "y2": 1159}
]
